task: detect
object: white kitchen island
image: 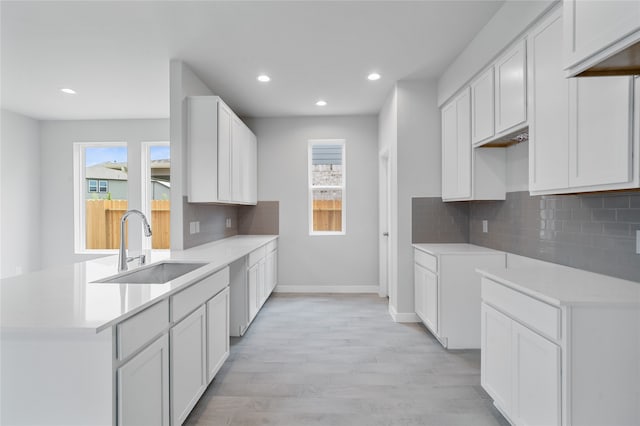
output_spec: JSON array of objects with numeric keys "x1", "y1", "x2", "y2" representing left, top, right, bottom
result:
[
  {"x1": 0, "y1": 235, "x2": 277, "y2": 426},
  {"x1": 477, "y1": 260, "x2": 640, "y2": 426}
]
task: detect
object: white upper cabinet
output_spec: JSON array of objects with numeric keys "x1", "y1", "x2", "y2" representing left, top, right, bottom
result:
[
  {"x1": 529, "y1": 7, "x2": 639, "y2": 195},
  {"x1": 442, "y1": 88, "x2": 472, "y2": 200},
  {"x1": 187, "y1": 96, "x2": 257, "y2": 205},
  {"x1": 470, "y1": 68, "x2": 495, "y2": 145},
  {"x1": 442, "y1": 88, "x2": 506, "y2": 202},
  {"x1": 528, "y1": 8, "x2": 570, "y2": 193},
  {"x1": 471, "y1": 40, "x2": 527, "y2": 147},
  {"x1": 494, "y1": 40, "x2": 527, "y2": 135},
  {"x1": 564, "y1": 0, "x2": 640, "y2": 77}
]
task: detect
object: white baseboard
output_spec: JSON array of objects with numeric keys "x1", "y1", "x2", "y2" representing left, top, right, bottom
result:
[
  {"x1": 274, "y1": 285, "x2": 379, "y2": 294},
  {"x1": 388, "y1": 304, "x2": 420, "y2": 323}
]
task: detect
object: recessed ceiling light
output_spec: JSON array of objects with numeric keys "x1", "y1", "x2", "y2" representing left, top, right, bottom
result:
[
  {"x1": 257, "y1": 74, "x2": 271, "y2": 82},
  {"x1": 315, "y1": 100, "x2": 327, "y2": 107},
  {"x1": 60, "y1": 88, "x2": 76, "y2": 94},
  {"x1": 367, "y1": 73, "x2": 381, "y2": 81}
]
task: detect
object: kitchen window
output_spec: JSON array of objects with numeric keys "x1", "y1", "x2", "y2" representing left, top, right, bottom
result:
[
  {"x1": 73, "y1": 142, "x2": 128, "y2": 253},
  {"x1": 308, "y1": 139, "x2": 346, "y2": 235}
]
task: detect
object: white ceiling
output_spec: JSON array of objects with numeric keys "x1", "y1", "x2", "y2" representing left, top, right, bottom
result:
[{"x1": 1, "y1": 1, "x2": 504, "y2": 120}]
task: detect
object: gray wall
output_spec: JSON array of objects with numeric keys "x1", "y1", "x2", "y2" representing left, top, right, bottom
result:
[
  {"x1": 246, "y1": 115, "x2": 378, "y2": 289},
  {"x1": 1, "y1": 110, "x2": 41, "y2": 278}
]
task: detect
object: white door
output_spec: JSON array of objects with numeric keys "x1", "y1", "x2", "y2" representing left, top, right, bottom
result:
[
  {"x1": 217, "y1": 101, "x2": 233, "y2": 202},
  {"x1": 117, "y1": 334, "x2": 169, "y2": 426},
  {"x1": 481, "y1": 303, "x2": 512, "y2": 415},
  {"x1": 248, "y1": 263, "x2": 259, "y2": 322},
  {"x1": 207, "y1": 288, "x2": 230, "y2": 383},
  {"x1": 495, "y1": 40, "x2": 527, "y2": 134},
  {"x1": 171, "y1": 305, "x2": 207, "y2": 425},
  {"x1": 423, "y1": 267, "x2": 438, "y2": 334},
  {"x1": 414, "y1": 263, "x2": 426, "y2": 323},
  {"x1": 569, "y1": 76, "x2": 634, "y2": 189},
  {"x1": 528, "y1": 8, "x2": 570, "y2": 193},
  {"x1": 512, "y1": 321, "x2": 561, "y2": 426},
  {"x1": 471, "y1": 67, "x2": 495, "y2": 145},
  {"x1": 379, "y1": 150, "x2": 391, "y2": 298}
]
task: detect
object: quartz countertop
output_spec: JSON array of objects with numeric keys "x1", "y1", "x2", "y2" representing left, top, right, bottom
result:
[
  {"x1": 0, "y1": 235, "x2": 277, "y2": 333},
  {"x1": 413, "y1": 243, "x2": 505, "y2": 256},
  {"x1": 477, "y1": 262, "x2": 640, "y2": 307}
]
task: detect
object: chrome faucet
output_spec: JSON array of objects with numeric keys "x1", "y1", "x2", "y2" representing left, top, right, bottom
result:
[{"x1": 118, "y1": 209, "x2": 153, "y2": 272}]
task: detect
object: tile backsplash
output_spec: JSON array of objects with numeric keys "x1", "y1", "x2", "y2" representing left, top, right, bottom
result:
[
  {"x1": 412, "y1": 197, "x2": 469, "y2": 243},
  {"x1": 413, "y1": 191, "x2": 640, "y2": 282}
]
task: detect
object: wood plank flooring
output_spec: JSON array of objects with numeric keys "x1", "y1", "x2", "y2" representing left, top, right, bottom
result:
[{"x1": 185, "y1": 293, "x2": 509, "y2": 426}]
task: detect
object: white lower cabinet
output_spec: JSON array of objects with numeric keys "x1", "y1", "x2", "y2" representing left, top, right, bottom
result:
[
  {"x1": 117, "y1": 334, "x2": 170, "y2": 426},
  {"x1": 247, "y1": 260, "x2": 261, "y2": 323},
  {"x1": 171, "y1": 305, "x2": 207, "y2": 426},
  {"x1": 207, "y1": 287, "x2": 230, "y2": 383},
  {"x1": 413, "y1": 244, "x2": 506, "y2": 349},
  {"x1": 481, "y1": 303, "x2": 512, "y2": 415}
]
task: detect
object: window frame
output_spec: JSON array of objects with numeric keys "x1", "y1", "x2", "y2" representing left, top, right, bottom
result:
[
  {"x1": 73, "y1": 141, "x2": 127, "y2": 254},
  {"x1": 98, "y1": 180, "x2": 109, "y2": 193},
  {"x1": 308, "y1": 139, "x2": 346, "y2": 236},
  {"x1": 88, "y1": 179, "x2": 98, "y2": 193}
]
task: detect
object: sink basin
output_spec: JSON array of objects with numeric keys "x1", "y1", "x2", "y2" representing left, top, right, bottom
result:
[{"x1": 94, "y1": 261, "x2": 208, "y2": 284}]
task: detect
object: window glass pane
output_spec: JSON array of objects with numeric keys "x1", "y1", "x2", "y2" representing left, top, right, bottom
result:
[
  {"x1": 88, "y1": 180, "x2": 97, "y2": 192},
  {"x1": 311, "y1": 144, "x2": 342, "y2": 186},
  {"x1": 85, "y1": 146, "x2": 128, "y2": 249},
  {"x1": 149, "y1": 144, "x2": 170, "y2": 249},
  {"x1": 312, "y1": 189, "x2": 342, "y2": 232}
]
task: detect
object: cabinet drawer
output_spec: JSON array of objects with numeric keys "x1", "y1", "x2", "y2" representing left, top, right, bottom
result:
[
  {"x1": 414, "y1": 249, "x2": 437, "y2": 272},
  {"x1": 117, "y1": 299, "x2": 169, "y2": 360},
  {"x1": 482, "y1": 278, "x2": 560, "y2": 341},
  {"x1": 266, "y1": 239, "x2": 278, "y2": 253},
  {"x1": 248, "y1": 246, "x2": 266, "y2": 267},
  {"x1": 172, "y1": 267, "x2": 230, "y2": 322}
]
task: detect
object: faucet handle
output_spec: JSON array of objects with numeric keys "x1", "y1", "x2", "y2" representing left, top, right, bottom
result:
[{"x1": 139, "y1": 254, "x2": 146, "y2": 266}]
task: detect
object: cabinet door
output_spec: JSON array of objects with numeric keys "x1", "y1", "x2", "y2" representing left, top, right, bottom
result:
[
  {"x1": 231, "y1": 115, "x2": 244, "y2": 203},
  {"x1": 414, "y1": 263, "x2": 426, "y2": 322},
  {"x1": 569, "y1": 76, "x2": 634, "y2": 189},
  {"x1": 207, "y1": 288, "x2": 230, "y2": 383},
  {"x1": 217, "y1": 101, "x2": 233, "y2": 202},
  {"x1": 564, "y1": 0, "x2": 640, "y2": 72},
  {"x1": 248, "y1": 263, "x2": 259, "y2": 322},
  {"x1": 265, "y1": 250, "x2": 277, "y2": 295},
  {"x1": 511, "y1": 322, "x2": 561, "y2": 426},
  {"x1": 495, "y1": 40, "x2": 527, "y2": 134},
  {"x1": 423, "y1": 267, "x2": 438, "y2": 334},
  {"x1": 441, "y1": 88, "x2": 471, "y2": 200},
  {"x1": 117, "y1": 334, "x2": 169, "y2": 426},
  {"x1": 471, "y1": 67, "x2": 495, "y2": 145},
  {"x1": 171, "y1": 305, "x2": 207, "y2": 426},
  {"x1": 481, "y1": 303, "x2": 512, "y2": 415},
  {"x1": 528, "y1": 8, "x2": 570, "y2": 192},
  {"x1": 246, "y1": 130, "x2": 258, "y2": 204}
]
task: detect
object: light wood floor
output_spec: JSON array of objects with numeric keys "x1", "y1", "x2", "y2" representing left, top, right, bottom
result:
[{"x1": 185, "y1": 293, "x2": 509, "y2": 426}]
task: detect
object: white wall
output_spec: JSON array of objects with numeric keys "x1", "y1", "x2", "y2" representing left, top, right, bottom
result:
[
  {"x1": 396, "y1": 80, "x2": 441, "y2": 315},
  {"x1": 168, "y1": 60, "x2": 214, "y2": 250},
  {"x1": 377, "y1": 80, "x2": 441, "y2": 318},
  {"x1": 437, "y1": 0, "x2": 555, "y2": 106},
  {"x1": 1, "y1": 110, "x2": 41, "y2": 278},
  {"x1": 246, "y1": 115, "x2": 379, "y2": 291},
  {"x1": 39, "y1": 119, "x2": 169, "y2": 268}
]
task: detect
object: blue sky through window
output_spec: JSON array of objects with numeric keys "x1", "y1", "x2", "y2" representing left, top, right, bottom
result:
[{"x1": 85, "y1": 145, "x2": 169, "y2": 166}]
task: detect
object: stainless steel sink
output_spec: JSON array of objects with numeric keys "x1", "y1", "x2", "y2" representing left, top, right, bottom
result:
[{"x1": 94, "y1": 261, "x2": 208, "y2": 284}]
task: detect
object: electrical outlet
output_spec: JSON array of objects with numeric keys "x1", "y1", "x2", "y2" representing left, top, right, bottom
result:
[
  {"x1": 225, "y1": 218, "x2": 232, "y2": 229},
  {"x1": 482, "y1": 220, "x2": 488, "y2": 233},
  {"x1": 636, "y1": 230, "x2": 640, "y2": 254},
  {"x1": 189, "y1": 221, "x2": 200, "y2": 234}
]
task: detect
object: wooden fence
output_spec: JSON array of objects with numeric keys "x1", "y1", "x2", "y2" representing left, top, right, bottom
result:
[
  {"x1": 86, "y1": 200, "x2": 170, "y2": 249},
  {"x1": 313, "y1": 200, "x2": 342, "y2": 232}
]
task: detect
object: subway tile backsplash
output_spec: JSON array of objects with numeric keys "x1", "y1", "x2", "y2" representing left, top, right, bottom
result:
[
  {"x1": 413, "y1": 191, "x2": 640, "y2": 282},
  {"x1": 412, "y1": 197, "x2": 469, "y2": 243}
]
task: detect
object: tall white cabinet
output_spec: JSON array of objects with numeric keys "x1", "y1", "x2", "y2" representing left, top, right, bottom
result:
[
  {"x1": 413, "y1": 244, "x2": 506, "y2": 349},
  {"x1": 528, "y1": 7, "x2": 639, "y2": 195},
  {"x1": 187, "y1": 96, "x2": 257, "y2": 205}
]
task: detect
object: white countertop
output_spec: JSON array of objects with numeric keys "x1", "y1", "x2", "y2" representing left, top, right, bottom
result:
[
  {"x1": 477, "y1": 263, "x2": 640, "y2": 307},
  {"x1": 0, "y1": 235, "x2": 277, "y2": 333},
  {"x1": 413, "y1": 243, "x2": 505, "y2": 256}
]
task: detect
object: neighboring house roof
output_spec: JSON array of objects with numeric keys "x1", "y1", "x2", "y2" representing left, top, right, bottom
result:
[
  {"x1": 151, "y1": 179, "x2": 171, "y2": 189},
  {"x1": 86, "y1": 165, "x2": 128, "y2": 180}
]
